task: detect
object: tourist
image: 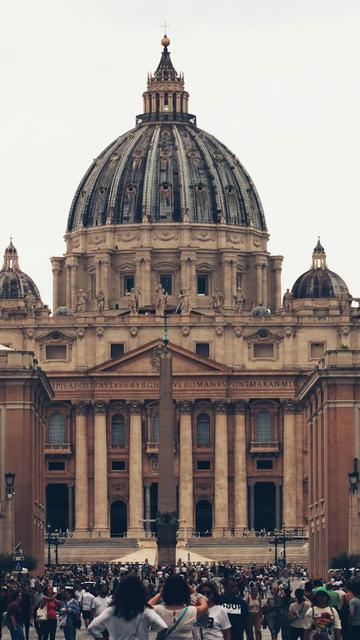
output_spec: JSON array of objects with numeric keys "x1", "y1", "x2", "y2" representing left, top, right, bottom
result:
[
  {"x1": 148, "y1": 574, "x2": 208, "y2": 638},
  {"x1": 91, "y1": 583, "x2": 111, "y2": 618},
  {"x1": 303, "y1": 587, "x2": 341, "y2": 640},
  {"x1": 59, "y1": 587, "x2": 81, "y2": 640},
  {"x1": 80, "y1": 585, "x2": 95, "y2": 628},
  {"x1": 38, "y1": 585, "x2": 60, "y2": 640},
  {"x1": 196, "y1": 581, "x2": 231, "y2": 640},
  {"x1": 288, "y1": 588, "x2": 310, "y2": 640},
  {"x1": 245, "y1": 586, "x2": 263, "y2": 640},
  {"x1": 6, "y1": 591, "x2": 25, "y2": 640},
  {"x1": 280, "y1": 586, "x2": 293, "y2": 640},
  {"x1": 263, "y1": 586, "x2": 282, "y2": 640},
  {"x1": 218, "y1": 577, "x2": 248, "y2": 640},
  {"x1": 19, "y1": 584, "x2": 32, "y2": 640},
  {"x1": 88, "y1": 575, "x2": 167, "y2": 640},
  {"x1": 346, "y1": 581, "x2": 360, "y2": 640}
]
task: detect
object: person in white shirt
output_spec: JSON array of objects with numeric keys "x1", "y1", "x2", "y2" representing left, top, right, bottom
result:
[
  {"x1": 92, "y1": 584, "x2": 111, "y2": 619},
  {"x1": 80, "y1": 587, "x2": 95, "y2": 628},
  {"x1": 88, "y1": 576, "x2": 167, "y2": 640},
  {"x1": 195, "y1": 582, "x2": 232, "y2": 640},
  {"x1": 303, "y1": 588, "x2": 341, "y2": 640}
]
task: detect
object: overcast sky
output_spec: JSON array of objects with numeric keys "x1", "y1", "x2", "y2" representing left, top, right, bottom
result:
[{"x1": 0, "y1": 0, "x2": 359, "y2": 307}]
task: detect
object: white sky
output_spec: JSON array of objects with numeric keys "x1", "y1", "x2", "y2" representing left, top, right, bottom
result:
[{"x1": 0, "y1": 0, "x2": 359, "y2": 307}]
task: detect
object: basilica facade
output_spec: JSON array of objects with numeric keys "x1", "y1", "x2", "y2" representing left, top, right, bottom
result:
[{"x1": 0, "y1": 37, "x2": 359, "y2": 576}]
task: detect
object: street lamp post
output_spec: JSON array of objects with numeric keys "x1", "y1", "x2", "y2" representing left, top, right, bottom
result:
[
  {"x1": 282, "y1": 523, "x2": 287, "y2": 566},
  {"x1": 4, "y1": 472, "x2": 16, "y2": 554},
  {"x1": 348, "y1": 458, "x2": 360, "y2": 555},
  {"x1": 46, "y1": 524, "x2": 52, "y2": 568}
]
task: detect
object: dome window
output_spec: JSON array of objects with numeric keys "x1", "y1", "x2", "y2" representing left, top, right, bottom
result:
[
  {"x1": 197, "y1": 183, "x2": 204, "y2": 191},
  {"x1": 99, "y1": 186, "x2": 106, "y2": 194}
]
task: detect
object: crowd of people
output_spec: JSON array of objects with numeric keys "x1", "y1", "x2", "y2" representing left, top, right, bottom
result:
[{"x1": 0, "y1": 561, "x2": 359, "y2": 640}]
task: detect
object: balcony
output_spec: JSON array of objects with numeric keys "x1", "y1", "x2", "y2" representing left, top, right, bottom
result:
[
  {"x1": 44, "y1": 442, "x2": 72, "y2": 455},
  {"x1": 145, "y1": 441, "x2": 159, "y2": 454},
  {"x1": 249, "y1": 441, "x2": 280, "y2": 454}
]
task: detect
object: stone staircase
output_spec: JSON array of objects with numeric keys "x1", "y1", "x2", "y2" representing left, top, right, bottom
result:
[{"x1": 48, "y1": 536, "x2": 308, "y2": 565}]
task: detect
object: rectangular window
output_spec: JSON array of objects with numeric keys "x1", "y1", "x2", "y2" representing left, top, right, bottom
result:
[
  {"x1": 256, "y1": 460, "x2": 273, "y2": 470},
  {"x1": 253, "y1": 343, "x2": 274, "y2": 358},
  {"x1": 236, "y1": 273, "x2": 242, "y2": 289},
  {"x1": 48, "y1": 461, "x2": 65, "y2": 471},
  {"x1": 310, "y1": 342, "x2": 325, "y2": 359},
  {"x1": 159, "y1": 274, "x2": 172, "y2": 294},
  {"x1": 123, "y1": 275, "x2": 135, "y2": 295},
  {"x1": 112, "y1": 460, "x2": 126, "y2": 471},
  {"x1": 110, "y1": 343, "x2": 125, "y2": 359},
  {"x1": 197, "y1": 460, "x2": 211, "y2": 470},
  {"x1": 46, "y1": 345, "x2": 67, "y2": 360},
  {"x1": 197, "y1": 275, "x2": 209, "y2": 296},
  {"x1": 196, "y1": 342, "x2": 210, "y2": 358}
]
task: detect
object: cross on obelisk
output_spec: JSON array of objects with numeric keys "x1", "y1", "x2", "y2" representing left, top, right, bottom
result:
[{"x1": 157, "y1": 310, "x2": 177, "y2": 565}]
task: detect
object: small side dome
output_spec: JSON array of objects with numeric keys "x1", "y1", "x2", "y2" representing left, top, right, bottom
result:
[
  {"x1": 0, "y1": 240, "x2": 41, "y2": 300},
  {"x1": 53, "y1": 305, "x2": 74, "y2": 317},
  {"x1": 292, "y1": 239, "x2": 349, "y2": 299},
  {"x1": 251, "y1": 304, "x2": 271, "y2": 318}
]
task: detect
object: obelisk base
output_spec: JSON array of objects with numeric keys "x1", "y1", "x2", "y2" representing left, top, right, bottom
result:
[{"x1": 157, "y1": 523, "x2": 177, "y2": 566}]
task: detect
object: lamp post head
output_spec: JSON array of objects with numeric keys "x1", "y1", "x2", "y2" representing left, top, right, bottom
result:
[
  {"x1": 4, "y1": 472, "x2": 15, "y2": 497},
  {"x1": 348, "y1": 458, "x2": 359, "y2": 494}
]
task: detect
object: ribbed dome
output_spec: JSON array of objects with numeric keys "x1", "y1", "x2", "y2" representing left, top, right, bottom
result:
[
  {"x1": 0, "y1": 241, "x2": 41, "y2": 300},
  {"x1": 292, "y1": 240, "x2": 349, "y2": 299},
  {"x1": 67, "y1": 39, "x2": 266, "y2": 232}
]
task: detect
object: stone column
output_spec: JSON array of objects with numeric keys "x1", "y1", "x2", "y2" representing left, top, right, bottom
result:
[
  {"x1": 178, "y1": 401, "x2": 193, "y2": 538},
  {"x1": 95, "y1": 258, "x2": 102, "y2": 296},
  {"x1": 68, "y1": 485, "x2": 74, "y2": 532},
  {"x1": 262, "y1": 264, "x2": 268, "y2": 308},
  {"x1": 233, "y1": 402, "x2": 248, "y2": 532},
  {"x1": 273, "y1": 262, "x2": 282, "y2": 312},
  {"x1": 102, "y1": 257, "x2": 111, "y2": 309},
  {"x1": 144, "y1": 484, "x2": 151, "y2": 533},
  {"x1": 70, "y1": 260, "x2": 79, "y2": 311},
  {"x1": 249, "y1": 481, "x2": 255, "y2": 530},
  {"x1": 275, "y1": 481, "x2": 282, "y2": 529},
  {"x1": 128, "y1": 402, "x2": 145, "y2": 537},
  {"x1": 65, "y1": 263, "x2": 71, "y2": 309},
  {"x1": 51, "y1": 260, "x2": 62, "y2": 311},
  {"x1": 73, "y1": 403, "x2": 89, "y2": 536},
  {"x1": 255, "y1": 262, "x2": 263, "y2": 305},
  {"x1": 221, "y1": 256, "x2": 232, "y2": 308},
  {"x1": 93, "y1": 402, "x2": 109, "y2": 537},
  {"x1": 283, "y1": 401, "x2": 297, "y2": 527},
  {"x1": 214, "y1": 400, "x2": 229, "y2": 536}
]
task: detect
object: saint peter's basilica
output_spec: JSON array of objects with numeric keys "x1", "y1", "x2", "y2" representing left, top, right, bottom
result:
[{"x1": 0, "y1": 37, "x2": 359, "y2": 576}]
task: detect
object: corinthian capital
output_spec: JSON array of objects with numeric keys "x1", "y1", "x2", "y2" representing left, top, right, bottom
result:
[
  {"x1": 177, "y1": 400, "x2": 192, "y2": 414},
  {"x1": 128, "y1": 400, "x2": 143, "y2": 414},
  {"x1": 213, "y1": 399, "x2": 228, "y2": 414}
]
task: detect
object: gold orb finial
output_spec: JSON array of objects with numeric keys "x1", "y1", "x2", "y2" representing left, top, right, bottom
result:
[{"x1": 161, "y1": 35, "x2": 170, "y2": 47}]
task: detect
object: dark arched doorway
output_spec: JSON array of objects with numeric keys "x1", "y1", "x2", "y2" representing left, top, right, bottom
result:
[
  {"x1": 110, "y1": 501, "x2": 127, "y2": 537},
  {"x1": 195, "y1": 500, "x2": 212, "y2": 536}
]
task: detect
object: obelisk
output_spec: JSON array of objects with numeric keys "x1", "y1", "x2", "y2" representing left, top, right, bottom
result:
[{"x1": 157, "y1": 313, "x2": 177, "y2": 566}]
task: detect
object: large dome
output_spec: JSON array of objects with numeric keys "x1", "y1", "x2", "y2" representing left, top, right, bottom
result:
[{"x1": 67, "y1": 39, "x2": 266, "y2": 232}]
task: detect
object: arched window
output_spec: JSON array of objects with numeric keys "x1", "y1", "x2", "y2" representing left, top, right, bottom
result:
[
  {"x1": 111, "y1": 414, "x2": 125, "y2": 447},
  {"x1": 48, "y1": 413, "x2": 66, "y2": 444},
  {"x1": 255, "y1": 410, "x2": 273, "y2": 443},
  {"x1": 152, "y1": 412, "x2": 159, "y2": 443},
  {"x1": 197, "y1": 413, "x2": 210, "y2": 447}
]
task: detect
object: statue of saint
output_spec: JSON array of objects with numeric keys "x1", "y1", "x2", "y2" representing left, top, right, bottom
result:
[
  {"x1": 176, "y1": 288, "x2": 191, "y2": 315},
  {"x1": 282, "y1": 289, "x2": 293, "y2": 313},
  {"x1": 155, "y1": 283, "x2": 168, "y2": 316},
  {"x1": 210, "y1": 288, "x2": 223, "y2": 311},
  {"x1": 233, "y1": 287, "x2": 245, "y2": 313},
  {"x1": 76, "y1": 289, "x2": 87, "y2": 313},
  {"x1": 96, "y1": 290, "x2": 105, "y2": 313},
  {"x1": 339, "y1": 292, "x2": 352, "y2": 314},
  {"x1": 24, "y1": 289, "x2": 36, "y2": 316},
  {"x1": 127, "y1": 287, "x2": 141, "y2": 315}
]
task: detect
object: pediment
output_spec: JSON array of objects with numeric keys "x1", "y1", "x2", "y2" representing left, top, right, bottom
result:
[{"x1": 90, "y1": 340, "x2": 229, "y2": 376}]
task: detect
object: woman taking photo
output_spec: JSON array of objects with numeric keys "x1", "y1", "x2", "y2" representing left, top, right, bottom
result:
[
  {"x1": 38, "y1": 586, "x2": 60, "y2": 640},
  {"x1": 196, "y1": 582, "x2": 232, "y2": 640},
  {"x1": 88, "y1": 576, "x2": 167, "y2": 640},
  {"x1": 148, "y1": 575, "x2": 208, "y2": 639}
]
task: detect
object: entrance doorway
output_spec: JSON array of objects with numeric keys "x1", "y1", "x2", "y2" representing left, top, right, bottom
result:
[
  {"x1": 110, "y1": 501, "x2": 127, "y2": 536},
  {"x1": 46, "y1": 484, "x2": 68, "y2": 531},
  {"x1": 254, "y1": 482, "x2": 276, "y2": 530},
  {"x1": 195, "y1": 500, "x2": 212, "y2": 536}
]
